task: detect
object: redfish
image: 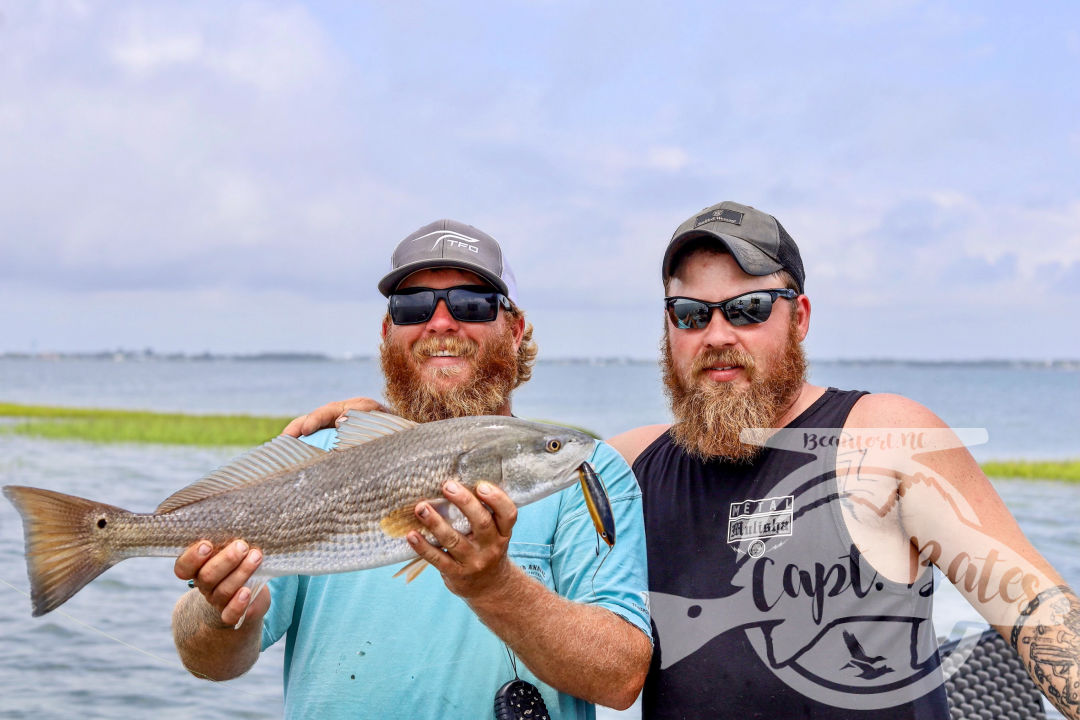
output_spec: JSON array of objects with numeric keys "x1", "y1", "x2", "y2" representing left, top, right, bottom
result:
[{"x1": 4, "y1": 411, "x2": 608, "y2": 617}]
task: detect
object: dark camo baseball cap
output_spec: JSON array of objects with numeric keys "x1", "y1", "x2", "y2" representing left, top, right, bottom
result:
[
  {"x1": 378, "y1": 219, "x2": 518, "y2": 302},
  {"x1": 662, "y1": 201, "x2": 805, "y2": 293}
]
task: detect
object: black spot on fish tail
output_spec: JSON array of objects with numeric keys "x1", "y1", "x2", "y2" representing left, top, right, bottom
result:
[{"x1": 2, "y1": 485, "x2": 128, "y2": 616}]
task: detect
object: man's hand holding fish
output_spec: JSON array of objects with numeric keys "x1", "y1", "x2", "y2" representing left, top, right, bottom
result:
[
  {"x1": 173, "y1": 539, "x2": 268, "y2": 680},
  {"x1": 405, "y1": 479, "x2": 519, "y2": 598}
]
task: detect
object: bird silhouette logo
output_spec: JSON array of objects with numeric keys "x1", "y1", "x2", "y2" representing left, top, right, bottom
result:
[{"x1": 840, "y1": 630, "x2": 895, "y2": 680}]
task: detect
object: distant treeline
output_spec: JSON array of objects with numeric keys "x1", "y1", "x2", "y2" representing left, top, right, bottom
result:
[
  {"x1": 3, "y1": 352, "x2": 1079, "y2": 368},
  {"x1": 1, "y1": 351, "x2": 346, "y2": 362}
]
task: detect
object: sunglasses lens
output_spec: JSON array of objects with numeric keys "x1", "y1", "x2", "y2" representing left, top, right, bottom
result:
[
  {"x1": 447, "y1": 288, "x2": 500, "y2": 322},
  {"x1": 723, "y1": 292, "x2": 774, "y2": 326},
  {"x1": 668, "y1": 299, "x2": 713, "y2": 329},
  {"x1": 389, "y1": 287, "x2": 504, "y2": 325},
  {"x1": 389, "y1": 291, "x2": 436, "y2": 325}
]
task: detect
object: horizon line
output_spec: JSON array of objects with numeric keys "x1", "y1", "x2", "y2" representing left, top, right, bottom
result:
[{"x1": 3, "y1": 350, "x2": 1079, "y2": 368}]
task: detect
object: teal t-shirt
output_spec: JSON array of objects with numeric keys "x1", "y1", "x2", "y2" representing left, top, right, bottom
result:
[{"x1": 261, "y1": 431, "x2": 650, "y2": 719}]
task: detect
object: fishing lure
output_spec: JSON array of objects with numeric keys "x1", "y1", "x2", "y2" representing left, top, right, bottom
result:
[{"x1": 578, "y1": 461, "x2": 615, "y2": 547}]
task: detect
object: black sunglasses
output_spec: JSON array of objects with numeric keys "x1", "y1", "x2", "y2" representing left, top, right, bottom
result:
[
  {"x1": 665, "y1": 289, "x2": 798, "y2": 329},
  {"x1": 388, "y1": 286, "x2": 512, "y2": 325}
]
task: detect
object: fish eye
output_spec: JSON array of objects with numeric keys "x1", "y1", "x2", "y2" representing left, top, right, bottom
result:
[
  {"x1": 96, "y1": 518, "x2": 107, "y2": 529},
  {"x1": 545, "y1": 439, "x2": 562, "y2": 453}
]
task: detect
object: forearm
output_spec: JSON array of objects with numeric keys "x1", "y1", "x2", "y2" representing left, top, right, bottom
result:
[
  {"x1": 172, "y1": 589, "x2": 263, "y2": 681},
  {"x1": 466, "y1": 564, "x2": 651, "y2": 710},
  {"x1": 1007, "y1": 584, "x2": 1080, "y2": 720}
]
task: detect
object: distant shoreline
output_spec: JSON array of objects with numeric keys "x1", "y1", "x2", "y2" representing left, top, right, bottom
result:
[
  {"x1": 1, "y1": 402, "x2": 1077, "y2": 481},
  {"x1": 2, "y1": 351, "x2": 1079, "y2": 369}
]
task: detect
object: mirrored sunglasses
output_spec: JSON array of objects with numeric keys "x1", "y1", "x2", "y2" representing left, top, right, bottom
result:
[{"x1": 664, "y1": 289, "x2": 798, "y2": 329}]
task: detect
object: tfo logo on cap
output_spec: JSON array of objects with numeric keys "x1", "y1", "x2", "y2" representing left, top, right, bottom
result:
[{"x1": 427, "y1": 231, "x2": 481, "y2": 255}]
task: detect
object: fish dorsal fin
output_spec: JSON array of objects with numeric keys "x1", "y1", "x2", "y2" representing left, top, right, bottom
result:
[
  {"x1": 333, "y1": 410, "x2": 419, "y2": 450},
  {"x1": 156, "y1": 435, "x2": 328, "y2": 513}
]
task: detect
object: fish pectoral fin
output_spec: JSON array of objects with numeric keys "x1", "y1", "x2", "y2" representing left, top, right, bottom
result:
[
  {"x1": 392, "y1": 557, "x2": 432, "y2": 583},
  {"x1": 379, "y1": 498, "x2": 453, "y2": 538}
]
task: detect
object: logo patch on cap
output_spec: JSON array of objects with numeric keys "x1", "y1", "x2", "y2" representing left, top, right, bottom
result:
[{"x1": 695, "y1": 208, "x2": 744, "y2": 229}]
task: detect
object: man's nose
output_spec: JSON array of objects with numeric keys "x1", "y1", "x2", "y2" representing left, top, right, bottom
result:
[
  {"x1": 700, "y1": 310, "x2": 738, "y2": 348},
  {"x1": 424, "y1": 298, "x2": 460, "y2": 331}
]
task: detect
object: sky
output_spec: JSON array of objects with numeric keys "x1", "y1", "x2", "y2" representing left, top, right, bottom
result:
[{"x1": 2, "y1": 1, "x2": 1078, "y2": 361}]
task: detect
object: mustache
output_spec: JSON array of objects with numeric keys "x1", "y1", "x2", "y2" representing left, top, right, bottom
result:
[
  {"x1": 410, "y1": 335, "x2": 479, "y2": 360},
  {"x1": 690, "y1": 348, "x2": 757, "y2": 376}
]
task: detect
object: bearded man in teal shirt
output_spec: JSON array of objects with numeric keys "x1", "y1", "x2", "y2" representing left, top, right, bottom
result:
[{"x1": 170, "y1": 220, "x2": 652, "y2": 719}]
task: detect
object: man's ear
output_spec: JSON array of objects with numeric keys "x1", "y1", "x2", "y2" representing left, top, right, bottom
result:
[
  {"x1": 510, "y1": 312, "x2": 525, "y2": 351},
  {"x1": 795, "y1": 294, "x2": 811, "y2": 341},
  {"x1": 381, "y1": 315, "x2": 391, "y2": 340}
]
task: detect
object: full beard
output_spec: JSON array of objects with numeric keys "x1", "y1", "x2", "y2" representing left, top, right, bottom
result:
[
  {"x1": 661, "y1": 315, "x2": 807, "y2": 462},
  {"x1": 380, "y1": 325, "x2": 519, "y2": 423}
]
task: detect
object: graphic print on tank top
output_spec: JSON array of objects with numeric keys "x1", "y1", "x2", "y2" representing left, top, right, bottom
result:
[{"x1": 639, "y1": 389, "x2": 985, "y2": 712}]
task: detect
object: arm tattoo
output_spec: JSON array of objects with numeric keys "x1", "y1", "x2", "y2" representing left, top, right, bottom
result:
[{"x1": 1011, "y1": 584, "x2": 1080, "y2": 713}]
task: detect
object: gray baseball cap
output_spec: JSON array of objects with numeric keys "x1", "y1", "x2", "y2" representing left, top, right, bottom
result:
[
  {"x1": 378, "y1": 219, "x2": 519, "y2": 302},
  {"x1": 662, "y1": 201, "x2": 805, "y2": 293}
]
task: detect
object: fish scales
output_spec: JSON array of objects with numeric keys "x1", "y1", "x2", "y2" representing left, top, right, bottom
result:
[
  {"x1": 4, "y1": 412, "x2": 599, "y2": 616},
  {"x1": 82, "y1": 418, "x2": 574, "y2": 565}
]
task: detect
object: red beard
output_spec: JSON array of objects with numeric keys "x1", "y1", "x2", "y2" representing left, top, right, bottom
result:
[
  {"x1": 380, "y1": 323, "x2": 519, "y2": 423},
  {"x1": 661, "y1": 314, "x2": 807, "y2": 461}
]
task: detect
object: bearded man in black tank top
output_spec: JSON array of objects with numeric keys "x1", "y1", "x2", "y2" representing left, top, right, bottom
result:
[{"x1": 610, "y1": 201, "x2": 1080, "y2": 719}]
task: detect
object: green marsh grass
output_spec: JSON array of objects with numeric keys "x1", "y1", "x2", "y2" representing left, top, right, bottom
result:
[
  {"x1": 0, "y1": 402, "x2": 293, "y2": 447},
  {"x1": 980, "y1": 459, "x2": 1080, "y2": 483},
  {"x1": 1, "y1": 403, "x2": 1077, "y2": 481}
]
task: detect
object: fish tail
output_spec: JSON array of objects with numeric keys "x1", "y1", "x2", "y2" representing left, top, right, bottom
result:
[{"x1": 3, "y1": 485, "x2": 127, "y2": 616}]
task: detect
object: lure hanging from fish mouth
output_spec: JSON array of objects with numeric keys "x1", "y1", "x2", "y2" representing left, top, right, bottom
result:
[{"x1": 578, "y1": 461, "x2": 615, "y2": 547}]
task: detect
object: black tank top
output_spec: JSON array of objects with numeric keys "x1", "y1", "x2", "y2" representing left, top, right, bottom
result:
[{"x1": 634, "y1": 388, "x2": 949, "y2": 719}]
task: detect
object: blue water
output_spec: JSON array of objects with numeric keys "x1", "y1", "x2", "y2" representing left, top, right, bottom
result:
[
  {"x1": 1, "y1": 356, "x2": 1077, "y2": 458},
  {"x1": 0, "y1": 358, "x2": 1077, "y2": 718}
]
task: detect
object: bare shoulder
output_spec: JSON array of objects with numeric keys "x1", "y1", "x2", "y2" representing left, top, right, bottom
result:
[
  {"x1": 608, "y1": 424, "x2": 671, "y2": 466},
  {"x1": 846, "y1": 392, "x2": 948, "y2": 429},
  {"x1": 846, "y1": 392, "x2": 989, "y2": 493}
]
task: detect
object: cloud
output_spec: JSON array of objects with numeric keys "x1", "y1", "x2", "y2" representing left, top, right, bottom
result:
[
  {"x1": 0, "y1": 1, "x2": 407, "y2": 300},
  {"x1": 2, "y1": 1, "x2": 1078, "y2": 358},
  {"x1": 106, "y1": 3, "x2": 333, "y2": 93}
]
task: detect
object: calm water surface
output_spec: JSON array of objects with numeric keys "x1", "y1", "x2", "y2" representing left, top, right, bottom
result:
[{"x1": 0, "y1": 358, "x2": 1077, "y2": 718}]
